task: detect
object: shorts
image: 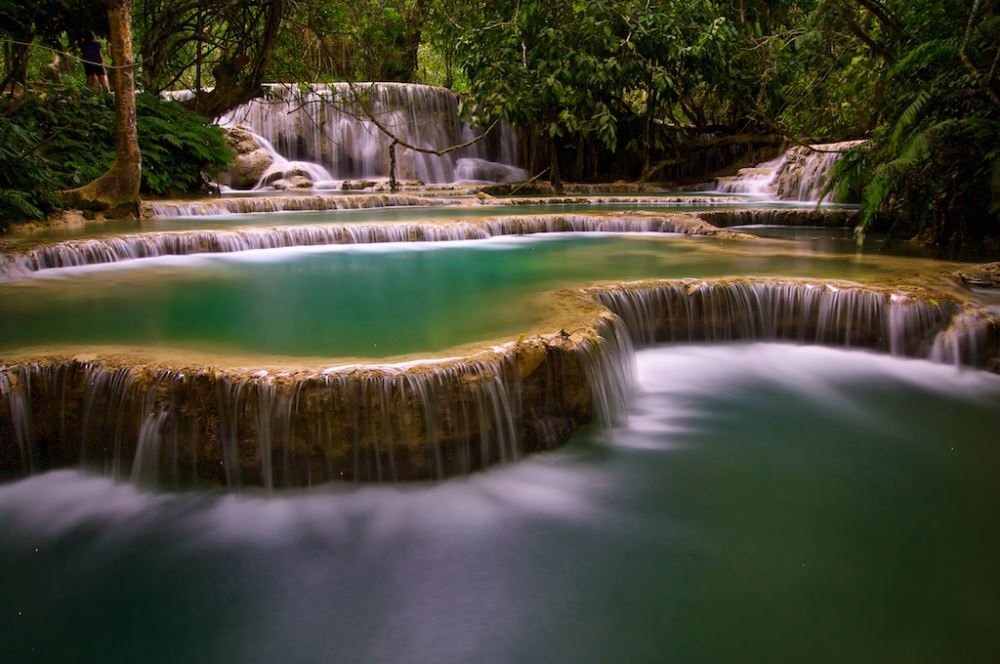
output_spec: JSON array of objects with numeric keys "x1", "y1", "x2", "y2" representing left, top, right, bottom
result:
[{"x1": 84, "y1": 59, "x2": 105, "y2": 77}]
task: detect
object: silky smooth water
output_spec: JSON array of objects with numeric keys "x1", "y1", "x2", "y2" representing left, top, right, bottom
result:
[
  {"x1": 0, "y1": 234, "x2": 943, "y2": 359},
  {"x1": 1, "y1": 345, "x2": 997, "y2": 662}
]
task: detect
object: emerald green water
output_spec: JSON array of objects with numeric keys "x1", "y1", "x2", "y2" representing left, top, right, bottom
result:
[
  {"x1": 0, "y1": 234, "x2": 937, "y2": 358},
  {"x1": 2, "y1": 345, "x2": 997, "y2": 662},
  {"x1": 0, "y1": 199, "x2": 824, "y2": 248}
]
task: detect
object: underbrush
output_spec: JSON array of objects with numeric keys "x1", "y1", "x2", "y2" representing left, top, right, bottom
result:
[{"x1": 0, "y1": 86, "x2": 232, "y2": 229}]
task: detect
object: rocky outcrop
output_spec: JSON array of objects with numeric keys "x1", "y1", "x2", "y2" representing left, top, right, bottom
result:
[
  {"x1": 219, "y1": 127, "x2": 274, "y2": 189},
  {"x1": 956, "y1": 262, "x2": 1000, "y2": 289}
]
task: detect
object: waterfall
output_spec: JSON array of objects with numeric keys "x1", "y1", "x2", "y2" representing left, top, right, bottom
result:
[
  {"x1": 218, "y1": 83, "x2": 523, "y2": 185},
  {"x1": 144, "y1": 192, "x2": 462, "y2": 217},
  {"x1": 774, "y1": 141, "x2": 865, "y2": 202},
  {"x1": 589, "y1": 279, "x2": 993, "y2": 363},
  {"x1": 714, "y1": 155, "x2": 787, "y2": 196},
  {"x1": 714, "y1": 141, "x2": 864, "y2": 202},
  {"x1": 144, "y1": 193, "x2": 742, "y2": 218},
  {"x1": 0, "y1": 316, "x2": 636, "y2": 487},
  {"x1": 930, "y1": 309, "x2": 997, "y2": 367},
  {"x1": 1, "y1": 278, "x2": 995, "y2": 488},
  {"x1": 0, "y1": 213, "x2": 735, "y2": 277},
  {"x1": 577, "y1": 317, "x2": 636, "y2": 426}
]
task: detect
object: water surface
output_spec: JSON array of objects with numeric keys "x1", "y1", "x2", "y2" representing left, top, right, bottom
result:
[
  {"x1": 1, "y1": 345, "x2": 996, "y2": 662},
  {"x1": 0, "y1": 234, "x2": 947, "y2": 359}
]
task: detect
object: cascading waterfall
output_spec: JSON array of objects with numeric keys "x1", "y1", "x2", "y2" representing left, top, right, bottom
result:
[
  {"x1": 219, "y1": 83, "x2": 524, "y2": 185},
  {"x1": 0, "y1": 317, "x2": 635, "y2": 487},
  {"x1": 145, "y1": 192, "x2": 462, "y2": 218},
  {"x1": 930, "y1": 309, "x2": 997, "y2": 367},
  {"x1": 143, "y1": 193, "x2": 742, "y2": 218},
  {"x1": 0, "y1": 213, "x2": 732, "y2": 277},
  {"x1": 576, "y1": 316, "x2": 636, "y2": 426},
  {"x1": 714, "y1": 154, "x2": 787, "y2": 196},
  {"x1": 589, "y1": 279, "x2": 996, "y2": 366},
  {"x1": 714, "y1": 141, "x2": 864, "y2": 202},
  {"x1": 698, "y1": 208, "x2": 859, "y2": 229}
]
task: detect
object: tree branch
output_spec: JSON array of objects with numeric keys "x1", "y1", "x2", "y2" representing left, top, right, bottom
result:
[{"x1": 960, "y1": 0, "x2": 1000, "y2": 108}]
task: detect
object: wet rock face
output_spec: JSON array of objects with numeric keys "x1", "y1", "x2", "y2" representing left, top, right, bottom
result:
[
  {"x1": 219, "y1": 127, "x2": 274, "y2": 189},
  {"x1": 957, "y1": 262, "x2": 1000, "y2": 288},
  {"x1": 270, "y1": 175, "x2": 315, "y2": 190}
]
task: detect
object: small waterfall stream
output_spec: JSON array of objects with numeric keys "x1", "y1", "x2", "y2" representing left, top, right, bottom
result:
[{"x1": 715, "y1": 141, "x2": 864, "y2": 202}]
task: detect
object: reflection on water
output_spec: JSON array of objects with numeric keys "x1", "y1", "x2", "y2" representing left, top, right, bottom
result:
[
  {"x1": 1, "y1": 345, "x2": 997, "y2": 662},
  {"x1": 0, "y1": 234, "x2": 957, "y2": 359},
  {"x1": 740, "y1": 225, "x2": 999, "y2": 262}
]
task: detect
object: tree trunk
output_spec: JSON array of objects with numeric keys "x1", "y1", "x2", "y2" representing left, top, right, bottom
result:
[
  {"x1": 1, "y1": 40, "x2": 30, "y2": 95},
  {"x1": 60, "y1": 0, "x2": 142, "y2": 214},
  {"x1": 549, "y1": 135, "x2": 563, "y2": 194}
]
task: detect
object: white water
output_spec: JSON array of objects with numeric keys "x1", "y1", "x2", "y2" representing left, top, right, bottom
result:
[
  {"x1": 1, "y1": 345, "x2": 998, "y2": 662},
  {"x1": 715, "y1": 141, "x2": 864, "y2": 202},
  {"x1": 219, "y1": 83, "x2": 523, "y2": 186},
  {"x1": 0, "y1": 214, "x2": 722, "y2": 277},
  {"x1": 591, "y1": 279, "x2": 994, "y2": 364},
  {"x1": 0, "y1": 318, "x2": 634, "y2": 487}
]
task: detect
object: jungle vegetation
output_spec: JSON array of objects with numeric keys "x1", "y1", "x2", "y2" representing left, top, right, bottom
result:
[{"x1": 0, "y1": 0, "x2": 997, "y2": 246}]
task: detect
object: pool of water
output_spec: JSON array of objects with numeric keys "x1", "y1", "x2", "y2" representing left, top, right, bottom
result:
[
  {"x1": 0, "y1": 233, "x2": 949, "y2": 359},
  {"x1": 2, "y1": 345, "x2": 996, "y2": 662}
]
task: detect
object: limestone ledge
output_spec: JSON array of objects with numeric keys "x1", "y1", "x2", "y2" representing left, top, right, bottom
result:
[
  {"x1": 1, "y1": 275, "x2": 997, "y2": 488},
  {"x1": 0, "y1": 211, "x2": 750, "y2": 277},
  {"x1": 140, "y1": 192, "x2": 756, "y2": 218}
]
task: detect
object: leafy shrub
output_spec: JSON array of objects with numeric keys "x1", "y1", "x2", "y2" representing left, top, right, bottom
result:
[
  {"x1": 828, "y1": 20, "x2": 1000, "y2": 247},
  {"x1": 1, "y1": 87, "x2": 233, "y2": 216},
  {"x1": 0, "y1": 115, "x2": 58, "y2": 229},
  {"x1": 136, "y1": 94, "x2": 234, "y2": 195}
]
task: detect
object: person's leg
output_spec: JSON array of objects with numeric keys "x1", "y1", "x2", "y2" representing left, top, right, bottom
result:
[
  {"x1": 87, "y1": 72, "x2": 99, "y2": 89},
  {"x1": 98, "y1": 72, "x2": 110, "y2": 92}
]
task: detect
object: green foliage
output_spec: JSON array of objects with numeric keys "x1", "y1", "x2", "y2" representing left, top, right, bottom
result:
[
  {"x1": 452, "y1": 0, "x2": 742, "y2": 180},
  {"x1": 135, "y1": 94, "x2": 234, "y2": 194},
  {"x1": 2, "y1": 89, "x2": 232, "y2": 207},
  {"x1": 267, "y1": 0, "x2": 424, "y2": 83},
  {"x1": 0, "y1": 115, "x2": 58, "y2": 229},
  {"x1": 827, "y1": 6, "x2": 1000, "y2": 246}
]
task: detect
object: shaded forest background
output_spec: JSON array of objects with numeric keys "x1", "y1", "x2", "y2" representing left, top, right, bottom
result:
[{"x1": 1, "y1": 0, "x2": 998, "y2": 247}]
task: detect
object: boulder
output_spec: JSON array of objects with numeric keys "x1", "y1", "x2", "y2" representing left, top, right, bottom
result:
[
  {"x1": 229, "y1": 149, "x2": 274, "y2": 189},
  {"x1": 342, "y1": 180, "x2": 376, "y2": 191},
  {"x1": 218, "y1": 127, "x2": 275, "y2": 189},
  {"x1": 270, "y1": 175, "x2": 314, "y2": 190}
]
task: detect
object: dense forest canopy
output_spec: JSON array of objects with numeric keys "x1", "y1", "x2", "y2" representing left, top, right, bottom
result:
[{"x1": 0, "y1": 0, "x2": 997, "y2": 246}]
